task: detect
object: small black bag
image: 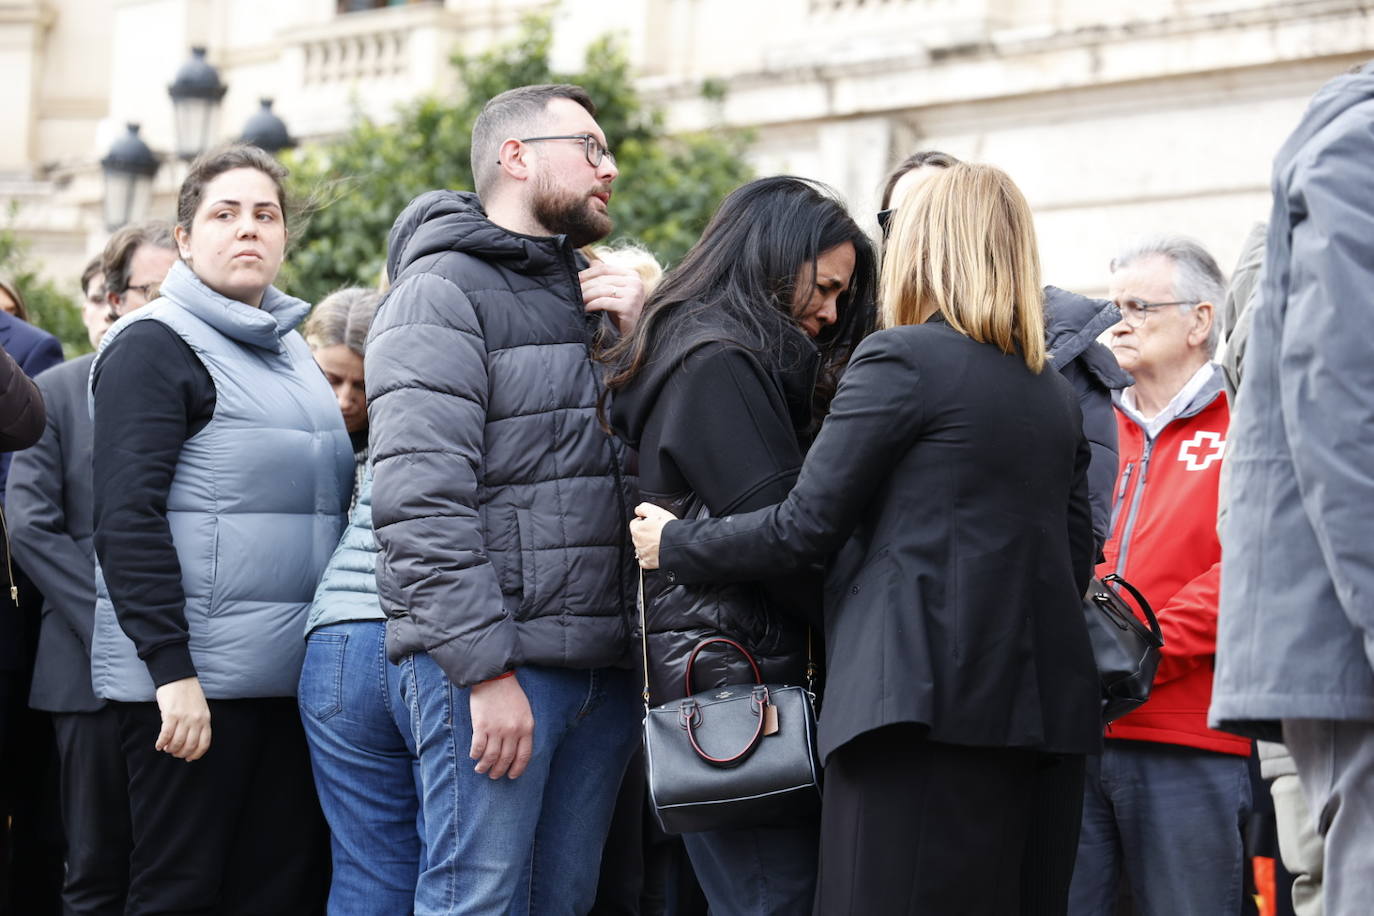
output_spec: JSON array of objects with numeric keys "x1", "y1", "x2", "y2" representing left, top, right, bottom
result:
[
  {"x1": 1085, "y1": 573, "x2": 1164, "y2": 723},
  {"x1": 639, "y1": 578, "x2": 821, "y2": 835}
]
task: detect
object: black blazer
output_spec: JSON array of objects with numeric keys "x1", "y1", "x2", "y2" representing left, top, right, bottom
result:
[
  {"x1": 659, "y1": 320, "x2": 1102, "y2": 761},
  {"x1": 8, "y1": 354, "x2": 101, "y2": 712}
]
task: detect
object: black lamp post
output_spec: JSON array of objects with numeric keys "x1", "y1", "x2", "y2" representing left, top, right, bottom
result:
[
  {"x1": 239, "y1": 99, "x2": 295, "y2": 154},
  {"x1": 168, "y1": 46, "x2": 228, "y2": 161},
  {"x1": 100, "y1": 123, "x2": 160, "y2": 230}
]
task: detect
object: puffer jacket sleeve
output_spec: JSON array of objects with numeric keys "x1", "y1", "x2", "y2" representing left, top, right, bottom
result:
[
  {"x1": 1059, "y1": 357, "x2": 1118, "y2": 556},
  {"x1": 367, "y1": 270, "x2": 510, "y2": 686}
]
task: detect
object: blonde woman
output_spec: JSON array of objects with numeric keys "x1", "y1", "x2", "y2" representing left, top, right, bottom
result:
[{"x1": 631, "y1": 163, "x2": 1101, "y2": 913}]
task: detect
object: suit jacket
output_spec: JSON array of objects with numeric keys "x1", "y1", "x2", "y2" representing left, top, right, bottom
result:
[
  {"x1": 8, "y1": 354, "x2": 101, "y2": 711},
  {"x1": 659, "y1": 319, "x2": 1102, "y2": 762}
]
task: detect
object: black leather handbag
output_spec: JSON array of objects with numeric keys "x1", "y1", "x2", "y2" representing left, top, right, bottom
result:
[
  {"x1": 638, "y1": 579, "x2": 821, "y2": 835},
  {"x1": 1085, "y1": 573, "x2": 1164, "y2": 723}
]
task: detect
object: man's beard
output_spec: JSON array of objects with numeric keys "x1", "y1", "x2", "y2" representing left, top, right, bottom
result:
[{"x1": 531, "y1": 174, "x2": 613, "y2": 248}]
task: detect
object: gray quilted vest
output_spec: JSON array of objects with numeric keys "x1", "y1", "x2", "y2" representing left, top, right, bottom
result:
[{"x1": 90, "y1": 261, "x2": 353, "y2": 701}]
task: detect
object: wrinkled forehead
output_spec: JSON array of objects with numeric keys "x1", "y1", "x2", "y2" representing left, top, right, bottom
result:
[{"x1": 1109, "y1": 254, "x2": 1176, "y2": 301}]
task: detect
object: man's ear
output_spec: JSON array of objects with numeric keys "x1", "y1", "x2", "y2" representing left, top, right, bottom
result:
[
  {"x1": 497, "y1": 138, "x2": 533, "y2": 182},
  {"x1": 1190, "y1": 301, "x2": 1215, "y2": 348}
]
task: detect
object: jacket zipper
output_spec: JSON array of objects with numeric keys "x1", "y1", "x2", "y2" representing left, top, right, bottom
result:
[
  {"x1": 559, "y1": 242, "x2": 635, "y2": 617},
  {"x1": 1114, "y1": 439, "x2": 1153, "y2": 577},
  {"x1": 1109, "y1": 462, "x2": 1134, "y2": 539}
]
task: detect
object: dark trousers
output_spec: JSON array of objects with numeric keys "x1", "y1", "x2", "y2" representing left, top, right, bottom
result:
[
  {"x1": 115, "y1": 697, "x2": 328, "y2": 916},
  {"x1": 52, "y1": 707, "x2": 131, "y2": 915},
  {"x1": 815, "y1": 725, "x2": 1044, "y2": 915},
  {"x1": 592, "y1": 746, "x2": 708, "y2": 916},
  {"x1": 0, "y1": 570, "x2": 64, "y2": 916},
  {"x1": 1021, "y1": 753, "x2": 1088, "y2": 915}
]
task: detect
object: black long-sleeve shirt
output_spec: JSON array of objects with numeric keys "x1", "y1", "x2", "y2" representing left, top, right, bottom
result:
[{"x1": 91, "y1": 320, "x2": 215, "y2": 687}]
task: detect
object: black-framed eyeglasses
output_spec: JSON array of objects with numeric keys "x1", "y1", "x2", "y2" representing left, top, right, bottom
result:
[
  {"x1": 1116, "y1": 297, "x2": 1199, "y2": 329},
  {"x1": 512, "y1": 134, "x2": 614, "y2": 168},
  {"x1": 122, "y1": 282, "x2": 159, "y2": 300}
]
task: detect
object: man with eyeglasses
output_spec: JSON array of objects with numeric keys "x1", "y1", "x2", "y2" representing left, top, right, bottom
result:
[
  {"x1": 102, "y1": 221, "x2": 177, "y2": 321},
  {"x1": 365, "y1": 84, "x2": 644, "y2": 913},
  {"x1": 1067, "y1": 236, "x2": 1253, "y2": 915}
]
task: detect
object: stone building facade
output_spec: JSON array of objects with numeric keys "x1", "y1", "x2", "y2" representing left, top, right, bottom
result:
[{"x1": 3, "y1": 0, "x2": 1372, "y2": 296}]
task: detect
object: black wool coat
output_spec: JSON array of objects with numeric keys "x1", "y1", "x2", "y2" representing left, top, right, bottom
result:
[{"x1": 659, "y1": 318, "x2": 1103, "y2": 762}]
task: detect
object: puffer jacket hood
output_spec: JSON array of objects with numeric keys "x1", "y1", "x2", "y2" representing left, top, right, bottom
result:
[
  {"x1": 386, "y1": 190, "x2": 573, "y2": 283},
  {"x1": 1044, "y1": 286, "x2": 1133, "y2": 392}
]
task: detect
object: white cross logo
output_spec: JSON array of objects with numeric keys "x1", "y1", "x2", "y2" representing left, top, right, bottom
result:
[{"x1": 1178, "y1": 431, "x2": 1226, "y2": 471}]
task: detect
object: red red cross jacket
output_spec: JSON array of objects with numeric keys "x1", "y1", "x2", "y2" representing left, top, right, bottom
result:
[{"x1": 1098, "y1": 366, "x2": 1250, "y2": 755}]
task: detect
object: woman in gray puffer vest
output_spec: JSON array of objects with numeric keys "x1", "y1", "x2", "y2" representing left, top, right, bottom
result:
[
  {"x1": 90, "y1": 145, "x2": 353, "y2": 912},
  {"x1": 603, "y1": 177, "x2": 877, "y2": 916}
]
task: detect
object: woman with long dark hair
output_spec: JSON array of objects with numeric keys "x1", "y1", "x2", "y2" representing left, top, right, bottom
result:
[
  {"x1": 603, "y1": 175, "x2": 876, "y2": 915},
  {"x1": 632, "y1": 163, "x2": 1102, "y2": 914}
]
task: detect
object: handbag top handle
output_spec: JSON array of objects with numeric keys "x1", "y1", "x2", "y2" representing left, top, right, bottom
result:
[
  {"x1": 684, "y1": 636, "x2": 763, "y2": 698},
  {"x1": 635, "y1": 568, "x2": 819, "y2": 707},
  {"x1": 1099, "y1": 573, "x2": 1164, "y2": 646}
]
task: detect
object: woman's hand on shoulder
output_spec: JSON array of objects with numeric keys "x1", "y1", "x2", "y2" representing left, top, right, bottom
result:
[
  {"x1": 154, "y1": 676, "x2": 212, "y2": 762},
  {"x1": 631, "y1": 502, "x2": 678, "y2": 570}
]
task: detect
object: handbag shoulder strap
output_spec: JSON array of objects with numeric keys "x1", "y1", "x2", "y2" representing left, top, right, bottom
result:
[{"x1": 639, "y1": 569, "x2": 651, "y2": 708}]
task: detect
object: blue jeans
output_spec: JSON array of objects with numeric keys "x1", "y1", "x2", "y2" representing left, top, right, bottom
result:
[
  {"x1": 682, "y1": 822, "x2": 818, "y2": 916},
  {"x1": 299, "y1": 621, "x2": 424, "y2": 915},
  {"x1": 399, "y1": 653, "x2": 640, "y2": 916},
  {"x1": 1067, "y1": 741, "x2": 1252, "y2": 915}
]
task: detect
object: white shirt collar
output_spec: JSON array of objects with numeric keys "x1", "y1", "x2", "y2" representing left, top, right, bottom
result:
[{"x1": 1120, "y1": 362, "x2": 1216, "y2": 439}]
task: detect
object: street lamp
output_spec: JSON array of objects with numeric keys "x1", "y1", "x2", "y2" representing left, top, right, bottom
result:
[
  {"x1": 168, "y1": 46, "x2": 228, "y2": 161},
  {"x1": 239, "y1": 99, "x2": 295, "y2": 154},
  {"x1": 100, "y1": 123, "x2": 160, "y2": 230}
]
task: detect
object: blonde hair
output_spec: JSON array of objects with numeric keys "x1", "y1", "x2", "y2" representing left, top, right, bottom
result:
[
  {"x1": 880, "y1": 162, "x2": 1046, "y2": 372},
  {"x1": 303, "y1": 287, "x2": 382, "y2": 356},
  {"x1": 583, "y1": 243, "x2": 665, "y2": 295}
]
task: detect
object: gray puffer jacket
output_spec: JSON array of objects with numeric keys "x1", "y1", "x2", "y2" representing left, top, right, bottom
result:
[{"x1": 367, "y1": 191, "x2": 637, "y2": 687}]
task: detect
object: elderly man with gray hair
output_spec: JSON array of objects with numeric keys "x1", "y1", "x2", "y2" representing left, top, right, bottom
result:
[{"x1": 1067, "y1": 236, "x2": 1254, "y2": 916}]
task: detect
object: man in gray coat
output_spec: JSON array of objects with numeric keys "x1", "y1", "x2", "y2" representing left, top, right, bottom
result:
[
  {"x1": 1211, "y1": 61, "x2": 1374, "y2": 915},
  {"x1": 367, "y1": 84, "x2": 645, "y2": 914}
]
